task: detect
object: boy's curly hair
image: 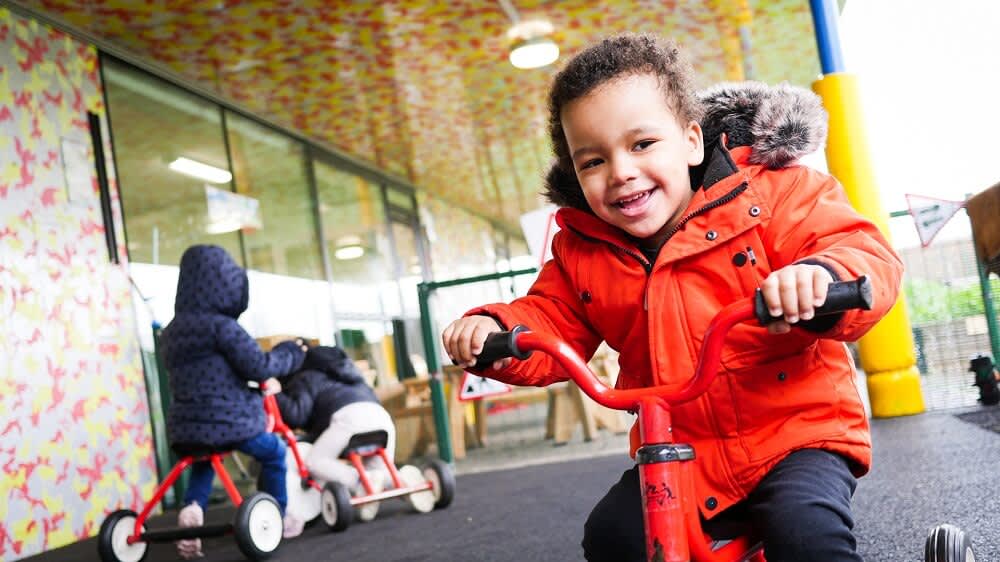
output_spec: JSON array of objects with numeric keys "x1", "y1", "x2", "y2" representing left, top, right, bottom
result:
[{"x1": 544, "y1": 33, "x2": 704, "y2": 211}]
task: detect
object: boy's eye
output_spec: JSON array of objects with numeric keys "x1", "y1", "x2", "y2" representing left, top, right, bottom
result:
[
  {"x1": 634, "y1": 139, "x2": 656, "y2": 151},
  {"x1": 579, "y1": 158, "x2": 602, "y2": 170}
]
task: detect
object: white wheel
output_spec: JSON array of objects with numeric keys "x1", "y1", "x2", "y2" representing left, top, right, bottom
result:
[
  {"x1": 400, "y1": 464, "x2": 435, "y2": 513},
  {"x1": 98, "y1": 510, "x2": 147, "y2": 562},
  {"x1": 356, "y1": 469, "x2": 384, "y2": 522},
  {"x1": 321, "y1": 482, "x2": 353, "y2": 532},
  {"x1": 284, "y1": 442, "x2": 321, "y2": 523},
  {"x1": 422, "y1": 459, "x2": 455, "y2": 509},
  {"x1": 234, "y1": 493, "x2": 282, "y2": 559}
]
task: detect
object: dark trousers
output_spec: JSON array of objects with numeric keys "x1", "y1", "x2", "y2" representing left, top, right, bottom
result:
[{"x1": 582, "y1": 448, "x2": 862, "y2": 562}]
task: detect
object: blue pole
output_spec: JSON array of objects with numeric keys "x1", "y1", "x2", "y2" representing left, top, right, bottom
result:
[{"x1": 809, "y1": 0, "x2": 847, "y2": 74}]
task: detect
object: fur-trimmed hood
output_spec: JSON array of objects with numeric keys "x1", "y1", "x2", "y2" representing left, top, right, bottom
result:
[
  {"x1": 698, "y1": 81, "x2": 827, "y2": 169},
  {"x1": 543, "y1": 81, "x2": 828, "y2": 211}
]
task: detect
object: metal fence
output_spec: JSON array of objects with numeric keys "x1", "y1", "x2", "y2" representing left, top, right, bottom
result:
[{"x1": 898, "y1": 234, "x2": 1000, "y2": 411}]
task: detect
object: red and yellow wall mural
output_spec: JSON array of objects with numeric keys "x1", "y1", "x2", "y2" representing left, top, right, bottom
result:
[{"x1": 0, "y1": 8, "x2": 156, "y2": 560}]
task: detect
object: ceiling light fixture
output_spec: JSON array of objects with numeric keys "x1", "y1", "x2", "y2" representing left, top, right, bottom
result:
[
  {"x1": 334, "y1": 245, "x2": 365, "y2": 260},
  {"x1": 334, "y1": 235, "x2": 365, "y2": 260},
  {"x1": 168, "y1": 157, "x2": 233, "y2": 184},
  {"x1": 509, "y1": 34, "x2": 560, "y2": 69},
  {"x1": 498, "y1": 0, "x2": 559, "y2": 70}
]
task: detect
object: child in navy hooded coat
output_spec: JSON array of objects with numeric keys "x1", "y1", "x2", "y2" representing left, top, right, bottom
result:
[{"x1": 160, "y1": 244, "x2": 307, "y2": 558}]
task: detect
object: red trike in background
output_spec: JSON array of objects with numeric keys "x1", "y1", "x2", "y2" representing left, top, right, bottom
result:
[
  {"x1": 473, "y1": 277, "x2": 974, "y2": 562},
  {"x1": 98, "y1": 384, "x2": 455, "y2": 562},
  {"x1": 262, "y1": 392, "x2": 455, "y2": 532}
]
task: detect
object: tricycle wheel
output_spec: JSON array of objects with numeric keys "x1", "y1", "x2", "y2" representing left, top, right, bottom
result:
[
  {"x1": 320, "y1": 481, "x2": 353, "y2": 532},
  {"x1": 400, "y1": 464, "x2": 435, "y2": 513},
  {"x1": 97, "y1": 509, "x2": 148, "y2": 562},
  {"x1": 925, "y1": 524, "x2": 975, "y2": 562},
  {"x1": 356, "y1": 468, "x2": 383, "y2": 522},
  {"x1": 233, "y1": 492, "x2": 283, "y2": 560},
  {"x1": 423, "y1": 459, "x2": 455, "y2": 509},
  {"x1": 282, "y1": 441, "x2": 321, "y2": 523}
]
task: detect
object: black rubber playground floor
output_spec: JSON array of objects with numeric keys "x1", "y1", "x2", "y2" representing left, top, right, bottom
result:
[{"x1": 25, "y1": 408, "x2": 1000, "y2": 562}]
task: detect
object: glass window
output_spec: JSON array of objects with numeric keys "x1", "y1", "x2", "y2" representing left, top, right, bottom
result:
[
  {"x1": 417, "y1": 191, "x2": 498, "y2": 280},
  {"x1": 224, "y1": 111, "x2": 322, "y2": 280},
  {"x1": 314, "y1": 159, "x2": 401, "y2": 381},
  {"x1": 390, "y1": 220, "x2": 425, "y2": 316},
  {"x1": 103, "y1": 58, "x2": 240, "y2": 266},
  {"x1": 385, "y1": 186, "x2": 416, "y2": 212}
]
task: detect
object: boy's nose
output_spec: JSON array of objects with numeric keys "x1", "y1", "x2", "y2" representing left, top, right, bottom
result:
[{"x1": 608, "y1": 157, "x2": 639, "y2": 187}]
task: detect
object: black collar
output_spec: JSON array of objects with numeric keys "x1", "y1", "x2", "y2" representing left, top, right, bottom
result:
[{"x1": 689, "y1": 135, "x2": 739, "y2": 192}]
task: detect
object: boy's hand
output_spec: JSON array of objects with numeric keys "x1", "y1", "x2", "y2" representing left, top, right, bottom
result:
[
  {"x1": 759, "y1": 264, "x2": 835, "y2": 335},
  {"x1": 441, "y1": 315, "x2": 511, "y2": 370},
  {"x1": 262, "y1": 377, "x2": 282, "y2": 396}
]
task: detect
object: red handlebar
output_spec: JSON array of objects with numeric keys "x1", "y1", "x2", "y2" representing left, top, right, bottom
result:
[
  {"x1": 478, "y1": 277, "x2": 870, "y2": 411},
  {"x1": 509, "y1": 299, "x2": 756, "y2": 411}
]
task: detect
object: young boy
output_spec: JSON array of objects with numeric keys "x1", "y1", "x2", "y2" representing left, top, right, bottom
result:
[
  {"x1": 160, "y1": 244, "x2": 307, "y2": 559},
  {"x1": 442, "y1": 34, "x2": 903, "y2": 562}
]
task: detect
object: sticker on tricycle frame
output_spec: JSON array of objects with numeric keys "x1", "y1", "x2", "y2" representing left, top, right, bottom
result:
[{"x1": 644, "y1": 480, "x2": 678, "y2": 512}]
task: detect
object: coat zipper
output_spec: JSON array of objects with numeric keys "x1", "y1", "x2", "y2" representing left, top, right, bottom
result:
[{"x1": 661, "y1": 182, "x2": 749, "y2": 244}]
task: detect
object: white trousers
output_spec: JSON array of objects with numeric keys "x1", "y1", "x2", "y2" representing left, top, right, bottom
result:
[{"x1": 306, "y1": 401, "x2": 396, "y2": 486}]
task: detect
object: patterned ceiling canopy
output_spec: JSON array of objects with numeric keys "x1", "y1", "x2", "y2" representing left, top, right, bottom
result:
[{"x1": 30, "y1": 0, "x2": 822, "y2": 234}]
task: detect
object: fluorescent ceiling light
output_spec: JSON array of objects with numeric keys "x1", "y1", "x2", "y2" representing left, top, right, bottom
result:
[
  {"x1": 509, "y1": 37, "x2": 559, "y2": 69},
  {"x1": 169, "y1": 157, "x2": 233, "y2": 184},
  {"x1": 334, "y1": 235, "x2": 365, "y2": 260},
  {"x1": 334, "y1": 245, "x2": 365, "y2": 260}
]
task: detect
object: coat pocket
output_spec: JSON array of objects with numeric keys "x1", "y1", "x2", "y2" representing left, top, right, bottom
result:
[{"x1": 722, "y1": 341, "x2": 844, "y2": 463}]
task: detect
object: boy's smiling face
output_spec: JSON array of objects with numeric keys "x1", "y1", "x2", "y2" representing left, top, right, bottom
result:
[{"x1": 562, "y1": 73, "x2": 704, "y2": 246}]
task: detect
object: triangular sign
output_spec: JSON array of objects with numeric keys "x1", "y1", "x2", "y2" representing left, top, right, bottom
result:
[
  {"x1": 458, "y1": 371, "x2": 512, "y2": 401},
  {"x1": 905, "y1": 194, "x2": 966, "y2": 248}
]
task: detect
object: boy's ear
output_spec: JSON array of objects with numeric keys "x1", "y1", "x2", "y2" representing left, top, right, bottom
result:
[{"x1": 686, "y1": 121, "x2": 705, "y2": 167}]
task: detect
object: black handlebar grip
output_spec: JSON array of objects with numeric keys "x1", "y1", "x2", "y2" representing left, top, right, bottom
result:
[
  {"x1": 471, "y1": 325, "x2": 533, "y2": 370},
  {"x1": 754, "y1": 276, "x2": 873, "y2": 326}
]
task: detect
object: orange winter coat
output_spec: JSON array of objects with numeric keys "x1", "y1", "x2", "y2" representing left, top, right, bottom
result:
[{"x1": 469, "y1": 83, "x2": 903, "y2": 518}]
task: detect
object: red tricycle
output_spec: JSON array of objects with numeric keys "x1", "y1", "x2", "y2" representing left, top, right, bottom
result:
[
  {"x1": 97, "y1": 438, "x2": 285, "y2": 561},
  {"x1": 473, "y1": 277, "x2": 974, "y2": 562},
  {"x1": 261, "y1": 392, "x2": 455, "y2": 532},
  {"x1": 98, "y1": 384, "x2": 455, "y2": 561}
]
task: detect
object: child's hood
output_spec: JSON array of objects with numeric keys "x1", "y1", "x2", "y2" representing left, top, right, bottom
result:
[
  {"x1": 699, "y1": 80, "x2": 827, "y2": 169},
  {"x1": 301, "y1": 345, "x2": 366, "y2": 384},
  {"x1": 173, "y1": 244, "x2": 249, "y2": 319}
]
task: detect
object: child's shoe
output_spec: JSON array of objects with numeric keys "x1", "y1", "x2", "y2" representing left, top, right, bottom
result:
[
  {"x1": 282, "y1": 512, "x2": 304, "y2": 539},
  {"x1": 176, "y1": 502, "x2": 204, "y2": 559}
]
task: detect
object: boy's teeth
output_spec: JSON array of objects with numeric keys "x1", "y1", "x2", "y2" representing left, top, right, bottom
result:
[{"x1": 616, "y1": 190, "x2": 648, "y2": 207}]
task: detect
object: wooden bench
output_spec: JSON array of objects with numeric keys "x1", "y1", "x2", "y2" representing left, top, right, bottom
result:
[{"x1": 376, "y1": 371, "x2": 471, "y2": 461}]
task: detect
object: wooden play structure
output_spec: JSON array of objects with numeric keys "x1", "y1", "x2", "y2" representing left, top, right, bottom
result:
[{"x1": 966, "y1": 182, "x2": 1000, "y2": 276}]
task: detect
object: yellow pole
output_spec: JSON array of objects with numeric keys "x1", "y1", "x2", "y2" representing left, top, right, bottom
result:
[{"x1": 813, "y1": 73, "x2": 925, "y2": 417}]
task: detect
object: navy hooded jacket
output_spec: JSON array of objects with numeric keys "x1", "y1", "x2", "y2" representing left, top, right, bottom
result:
[
  {"x1": 161, "y1": 244, "x2": 306, "y2": 447},
  {"x1": 274, "y1": 346, "x2": 378, "y2": 443}
]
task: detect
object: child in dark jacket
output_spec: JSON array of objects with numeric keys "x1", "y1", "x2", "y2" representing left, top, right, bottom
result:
[
  {"x1": 275, "y1": 345, "x2": 396, "y2": 491},
  {"x1": 159, "y1": 244, "x2": 307, "y2": 559}
]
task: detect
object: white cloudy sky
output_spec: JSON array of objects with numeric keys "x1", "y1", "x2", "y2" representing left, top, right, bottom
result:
[{"x1": 836, "y1": 0, "x2": 1000, "y2": 248}]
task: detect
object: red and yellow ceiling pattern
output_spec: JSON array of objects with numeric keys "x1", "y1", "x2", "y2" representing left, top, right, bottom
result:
[{"x1": 32, "y1": 0, "x2": 821, "y2": 232}]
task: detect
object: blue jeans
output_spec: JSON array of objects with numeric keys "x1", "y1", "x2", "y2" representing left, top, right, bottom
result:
[
  {"x1": 582, "y1": 449, "x2": 862, "y2": 562},
  {"x1": 183, "y1": 432, "x2": 288, "y2": 514}
]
